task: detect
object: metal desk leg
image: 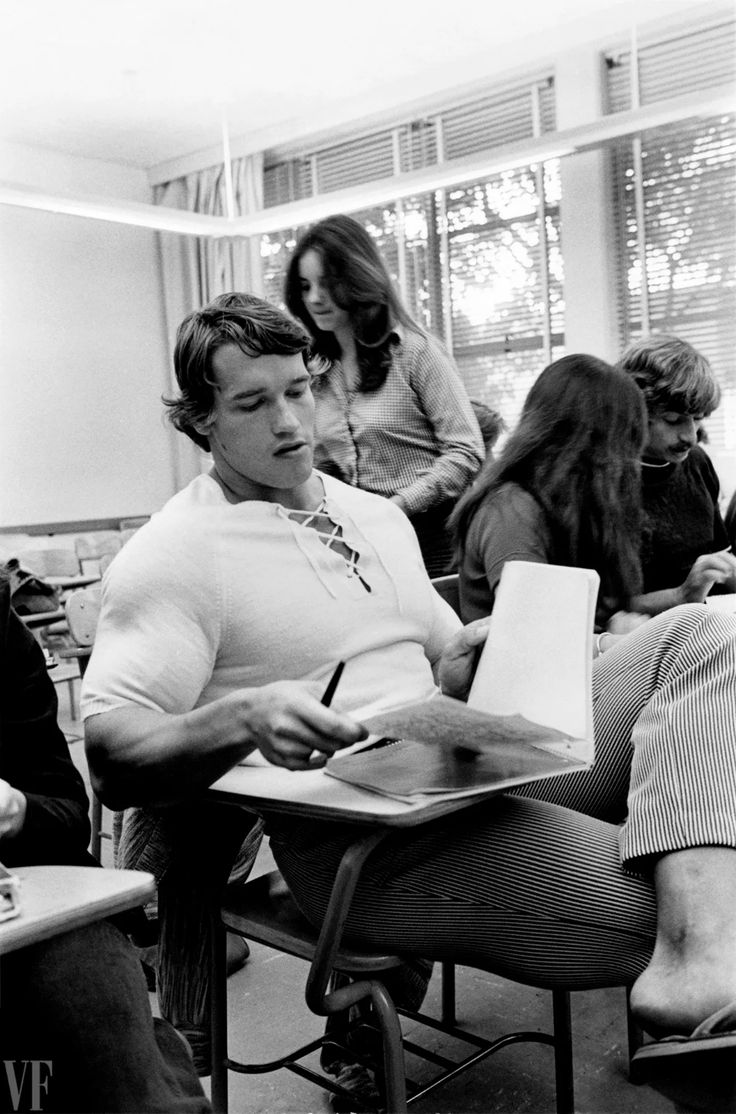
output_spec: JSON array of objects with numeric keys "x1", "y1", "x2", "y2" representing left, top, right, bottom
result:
[
  {"x1": 441, "y1": 961, "x2": 456, "y2": 1026},
  {"x1": 303, "y1": 828, "x2": 407, "y2": 1113},
  {"x1": 210, "y1": 914, "x2": 229, "y2": 1114},
  {"x1": 89, "y1": 793, "x2": 103, "y2": 861},
  {"x1": 552, "y1": 989, "x2": 574, "y2": 1114}
]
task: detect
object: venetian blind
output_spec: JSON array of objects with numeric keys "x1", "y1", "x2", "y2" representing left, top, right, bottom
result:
[
  {"x1": 262, "y1": 74, "x2": 555, "y2": 207},
  {"x1": 606, "y1": 16, "x2": 736, "y2": 452}
]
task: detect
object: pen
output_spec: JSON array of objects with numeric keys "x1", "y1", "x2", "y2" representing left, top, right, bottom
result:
[{"x1": 321, "y1": 661, "x2": 345, "y2": 707}]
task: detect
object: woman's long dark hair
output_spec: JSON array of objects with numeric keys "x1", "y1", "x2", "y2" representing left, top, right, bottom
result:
[
  {"x1": 285, "y1": 214, "x2": 417, "y2": 391},
  {"x1": 452, "y1": 354, "x2": 647, "y2": 611}
]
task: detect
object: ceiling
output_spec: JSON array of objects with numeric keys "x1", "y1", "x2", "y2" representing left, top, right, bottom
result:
[{"x1": 0, "y1": 0, "x2": 710, "y2": 180}]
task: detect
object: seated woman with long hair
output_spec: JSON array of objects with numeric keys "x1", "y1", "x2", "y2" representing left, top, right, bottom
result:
[{"x1": 453, "y1": 353, "x2": 646, "y2": 629}]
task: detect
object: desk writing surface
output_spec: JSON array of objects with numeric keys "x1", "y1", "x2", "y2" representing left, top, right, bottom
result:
[
  {"x1": 209, "y1": 758, "x2": 510, "y2": 827},
  {"x1": 45, "y1": 574, "x2": 101, "y2": 589},
  {"x1": 19, "y1": 608, "x2": 66, "y2": 628},
  {"x1": 0, "y1": 866, "x2": 155, "y2": 955}
]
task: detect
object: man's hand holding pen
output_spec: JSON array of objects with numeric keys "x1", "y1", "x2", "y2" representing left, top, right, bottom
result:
[
  {"x1": 234, "y1": 665, "x2": 365, "y2": 771},
  {"x1": 241, "y1": 626, "x2": 491, "y2": 772}
]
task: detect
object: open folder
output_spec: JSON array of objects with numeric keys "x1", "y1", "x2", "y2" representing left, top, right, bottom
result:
[{"x1": 326, "y1": 561, "x2": 599, "y2": 803}]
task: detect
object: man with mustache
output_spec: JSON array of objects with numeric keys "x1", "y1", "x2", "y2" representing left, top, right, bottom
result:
[{"x1": 618, "y1": 334, "x2": 736, "y2": 616}]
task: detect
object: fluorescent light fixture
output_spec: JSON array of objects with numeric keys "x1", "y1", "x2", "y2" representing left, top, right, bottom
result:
[
  {"x1": 0, "y1": 182, "x2": 224, "y2": 236},
  {"x1": 234, "y1": 86, "x2": 734, "y2": 238},
  {"x1": 0, "y1": 85, "x2": 732, "y2": 238}
]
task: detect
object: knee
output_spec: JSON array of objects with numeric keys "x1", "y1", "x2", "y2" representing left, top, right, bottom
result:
[{"x1": 652, "y1": 603, "x2": 736, "y2": 679}]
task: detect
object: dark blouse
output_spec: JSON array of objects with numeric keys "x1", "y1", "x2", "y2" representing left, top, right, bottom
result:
[
  {"x1": 641, "y1": 446, "x2": 729, "y2": 594},
  {"x1": 458, "y1": 482, "x2": 553, "y2": 623}
]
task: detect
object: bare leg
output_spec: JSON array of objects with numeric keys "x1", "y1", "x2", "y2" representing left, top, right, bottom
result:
[{"x1": 630, "y1": 846, "x2": 736, "y2": 1035}]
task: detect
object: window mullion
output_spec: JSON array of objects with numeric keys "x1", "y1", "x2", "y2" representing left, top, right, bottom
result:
[
  {"x1": 434, "y1": 114, "x2": 454, "y2": 351},
  {"x1": 629, "y1": 30, "x2": 651, "y2": 334},
  {"x1": 532, "y1": 82, "x2": 552, "y2": 364},
  {"x1": 392, "y1": 129, "x2": 408, "y2": 302}
]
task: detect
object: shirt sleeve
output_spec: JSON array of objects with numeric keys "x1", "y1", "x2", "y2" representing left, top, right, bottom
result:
[
  {"x1": 469, "y1": 487, "x2": 552, "y2": 607},
  {"x1": 423, "y1": 590, "x2": 463, "y2": 669},
  {"x1": 395, "y1": 335, "x2": 485, "y2": 516},
  {"x1": 81, "y1": 519, "x2": 221, "y2": 719}
]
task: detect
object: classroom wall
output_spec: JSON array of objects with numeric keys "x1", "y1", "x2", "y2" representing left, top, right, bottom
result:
[{"x1": 0, "y1": 142, "x2": 183, "y2": 529}]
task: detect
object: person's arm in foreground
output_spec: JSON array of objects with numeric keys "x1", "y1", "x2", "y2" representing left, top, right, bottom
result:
[{"x1": 0, "y1": 580, "x2": 91, "y2": 864}]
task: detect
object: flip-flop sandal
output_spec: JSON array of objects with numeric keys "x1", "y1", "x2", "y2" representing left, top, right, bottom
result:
[
  {"x1": 632, "y1": 1002, "x2": 736, "y2": 1112},
  {"x1": 635, "y1": 1002, "x2": 736, "y2": 1062}
]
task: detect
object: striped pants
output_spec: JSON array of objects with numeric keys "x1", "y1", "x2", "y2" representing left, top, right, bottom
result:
[{"x1": 271, "y1": 604, "x2": 736, "y2": 991}]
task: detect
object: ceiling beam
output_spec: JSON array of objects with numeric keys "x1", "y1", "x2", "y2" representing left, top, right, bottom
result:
[{"x1": 0, "y1": 182, "x2": 223, "y2": 236}]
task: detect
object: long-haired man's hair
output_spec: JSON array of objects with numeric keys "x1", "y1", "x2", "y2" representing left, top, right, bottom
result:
[
  {"x1": 451, "y1": 354, "x2": 648, "y2": 611},
  {"x1": 284, "y1": 214, "x2": 417, "y2": 392},
  {"x1": 617, "y1": 333, "x2": 721, "y2": 417}
]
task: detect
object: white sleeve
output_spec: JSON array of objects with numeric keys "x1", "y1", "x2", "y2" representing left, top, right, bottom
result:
[
  {"x1": 424, "y1": 588, "x2": 463, "y2": 668},
  {"x1": 385, "y1": 496, "x2": 463, "y2": 664},
  {"x1": 81, "y1": 519, "x2": 220, "y2": 718}
]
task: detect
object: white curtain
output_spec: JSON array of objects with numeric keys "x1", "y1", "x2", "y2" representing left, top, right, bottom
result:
[{"x1": 154, "y1": 152, "x2": 265, "y2": 484}]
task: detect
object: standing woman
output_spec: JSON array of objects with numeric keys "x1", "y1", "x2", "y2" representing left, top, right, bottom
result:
[
  {"x1": 285, "y1": 214, "x2": 484, "y2": 576},
  {"x1": 453, "y1": 354, "x2": 647, "y2": 629}
]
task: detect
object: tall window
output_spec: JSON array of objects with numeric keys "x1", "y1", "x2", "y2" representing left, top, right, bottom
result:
[
  {"x1": 257, "y1": 17, "x2": 735, "y2": 444},
  {"x1": 610, "y1": 116, "x2": 736, "y2": 450},
  {"x1": 442, "y1": 162, "x2": 562, "y2": 423},
  {"x1": 607, "y1": 19, "x2": 736, "y2": 453}
]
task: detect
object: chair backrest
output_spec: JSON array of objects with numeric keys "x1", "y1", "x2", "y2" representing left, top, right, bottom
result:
[
  {"x1": 74, "y1": 532, "x2": 122, "y2": 575},
  {"x1": 119, "y1": 517, "x2": 150, "y2": 547},
  {"x1": 64, "y1": 585, "x2": 102, "y2": 648},
  {"x1": 430, "y1": 573, "x2": 461, "y2": 617},
  {"x1": 98, "y1": 551, "x2": 117, "y2": 577},
  {"x1": 17, "y1": 547, "x2": 80, "y2": 578}
]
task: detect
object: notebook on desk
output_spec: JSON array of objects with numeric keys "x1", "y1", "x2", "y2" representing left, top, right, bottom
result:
[{"x1": 326, "y1": 561, "x2": 599, "y2": 804}]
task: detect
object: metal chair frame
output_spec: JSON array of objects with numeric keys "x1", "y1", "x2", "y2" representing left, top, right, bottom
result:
[
  {"x1": 57, "y1": 586, "x2": 113, "y2": 860},
  {"x1": 210, "y1": 826, "x2": 578, "y2": 1114}
]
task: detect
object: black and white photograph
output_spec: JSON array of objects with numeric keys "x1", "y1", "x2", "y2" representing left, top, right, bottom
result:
[{"x1": 1, "y1": 1, "x2": 735, "y2": 1110}]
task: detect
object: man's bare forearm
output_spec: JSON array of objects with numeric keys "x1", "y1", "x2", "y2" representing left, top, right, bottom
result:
[
  {"x1": 84, "y1": 701, "x2": 259, "y2": 810},
  {"x1": 84, "y1": 683, "x2": 366, "y2": 810}
]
